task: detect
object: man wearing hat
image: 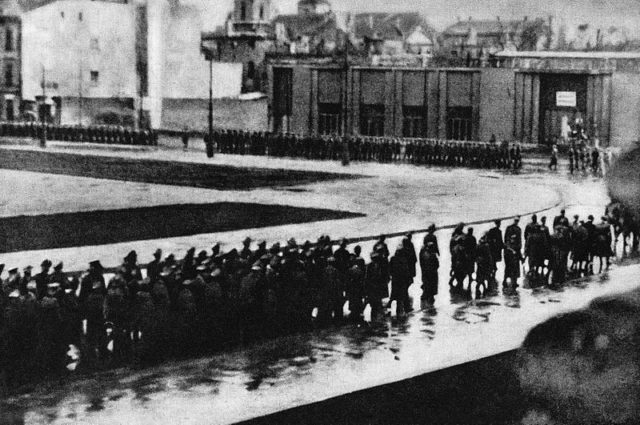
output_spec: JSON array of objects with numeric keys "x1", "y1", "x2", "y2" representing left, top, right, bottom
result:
[
  {"x1": 503, "y1": 234, "x2": 524, "y2": 288},
  {"x1": 240, "y1": 237, "x2": 253, "y2": 261},
  {"x1": 334, "y1": 238, "x2": 351, "y2": 276},
  {"x1": 35, "y1": 259, "x2": 52, "y2": 300},
  {"x1": 505, "y1": 217, "x2": 523, "y2": 255},
  {"x1": 49, "y1": 262, "x2": 65, "y2": 288},
  {"x1": 487, "y1": 220, "x2": 505, "y2": 279},
  {"x1": 424, "y1": 224, "x2": 439, "y2": 256},
  {"x1": 419, "y1": 241, "x2": 439, "y2": 304},
  {"x1": 553, "y1": 209, "x2": 570, "y2": 229},
  {"x1": 4, "y1": 267, "x2": 21, "y2": 295},
  {"x1": 79, "y1": 260, "x2": 105, "y2": 304},
  {"x1": 147, "y1": 249, "x2": 163, "y2": 283}
]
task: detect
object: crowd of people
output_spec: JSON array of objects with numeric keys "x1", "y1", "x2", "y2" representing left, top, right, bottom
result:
[
  {"x1": 208, "y1": 130, "x2": 523, "y2": 169},
  {"x1": 0, "y1": 209, "x2": 617, "y2": 390},
  {"x1": 0, "y1": 122, "x2": 159, "y2": 146},
  {"x1": 448, "y1": 211, "x2": 615, "y2": 298}
]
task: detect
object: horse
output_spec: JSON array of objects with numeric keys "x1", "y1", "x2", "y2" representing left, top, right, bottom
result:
[{"x1": 606, "y1": 201, "x2": 639, "y2": 256}]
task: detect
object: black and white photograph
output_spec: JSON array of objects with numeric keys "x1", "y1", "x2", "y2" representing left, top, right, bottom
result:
[{"x1": 0, "y1": 0, "x2": 639, "y2": 423}]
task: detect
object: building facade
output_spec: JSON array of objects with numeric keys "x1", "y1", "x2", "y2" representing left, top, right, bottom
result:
[
  {"x1": 0, "y1": 0, "x2": 20, "y2": 121},
  {"x1": 22, "y1": 0, "x2": 240, "y2": 128},
  {"x1": 269, "y1": 51, "x2": 640, "y2": 150},
  {"x1": 201, "y1": 0, "x2": 275, "y2": 93}
]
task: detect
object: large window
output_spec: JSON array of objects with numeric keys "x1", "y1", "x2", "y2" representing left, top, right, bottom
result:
[
  {"x1": 5, "y1": 28, "x2": 13, "y2": 51},
  {"x1": 273, "y1": 68, "x2": 292, "y2": 132},
  {"x1": 318, "y1": 103, "x2": 341, "y2": 135},
  {"x1": 403, "y1": 106, "x2": 425, "y2": 138},
  {"x1": 359, "y1": 104, "x2": 385, "y2": 136},
  {"x1": 4, "y1": 63, "x2": 13, "y2": 87},
  {"x1": 446, "y1": 106, "x2": 473, "y2": 141}
]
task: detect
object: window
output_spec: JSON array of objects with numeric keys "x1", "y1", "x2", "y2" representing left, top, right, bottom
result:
[
  {"x1": 446, "y1": 106, "x2": 473, "y2": 141},
  {"x1": 61, "y1": 11, "x2": 64, "y2": 18},
  {"x1": 90, "y1": 38, "x2": 99, "y2": 50},
  {"x1": 5, "y1": 99, "x2": 13, "y2": 121},
  {"x1": 79, "y1": 12, "x2": 83, "y2": 21},
  {"x1": 4, "y1": 63, "x2": 13, "y2": 87},
  {"x1": 240, "y1": 2, "x2": 246, "y2": 20},
  {"x1": 5, "y1": 28, "x2": 13, "y2": 51},
  {"x1": 359, "y1": 104, "x2": 385, "y2": 136},
  {"x1": 90, "y1": 70, "x2": 99, "y2": 85},
  {"x1": 259, "y1": 5, "x2": 265, "y2": 20},
  {"x1": 318, "y1": 103, "x2": 342, "y2": 135},
  {"x1": 403, "y1": 106, "x2": 425, "y2": 138}
]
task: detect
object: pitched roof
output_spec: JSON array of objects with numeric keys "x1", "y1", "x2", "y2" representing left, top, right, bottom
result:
[
  {"x1": 354, "y1": 12, "x2": 430, "y2": 41},
  {"x1": 443, "y1": 19, "x2": 521, "y2": 37},
  {"x1": 273, "y1": 12, "x2": 339, "y2": 41}
]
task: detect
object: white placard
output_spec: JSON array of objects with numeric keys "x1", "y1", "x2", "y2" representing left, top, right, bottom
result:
[{"x1": 556, "y1": 91, "x2": 577, "y2": 107}]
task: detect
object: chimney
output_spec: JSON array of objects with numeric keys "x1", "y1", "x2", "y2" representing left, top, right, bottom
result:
[
  {"x1": 496, "y1": 16, "x2": 500, "y2": 22},
  {"x1": 524, "y1": 16, "x2": 528, "y2": 22}
]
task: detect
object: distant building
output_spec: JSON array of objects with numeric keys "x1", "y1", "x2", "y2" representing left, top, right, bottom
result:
[
  {"x1": 201, "y1": 0, "x2": 275, "y2": 93},
  {"x1": 297, "y1": 0, "x2": 331, "y2": 16},
  {"x1": 268, "y1": 51, "x2": 640, "y2": 150},
  {"x1": 0, "y1": 0, "x2": 20, "y2": 121},
  {"x1": 441, "y1": 17, "x2": 525, "y2": 65},
  {"x1": 22, "y1": 0, "x2": 138, "y2": 125}
]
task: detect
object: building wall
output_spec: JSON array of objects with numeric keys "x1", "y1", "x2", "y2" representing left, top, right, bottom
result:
[
  {"x1": 22, "y1": 1, "x2": 138, "y2": 101},
  {"x1": 477, "y1": 69, "x2": 515, "y2": 142},
  {"x1": 162, "y1": 3, "x2": 243, "y2": 100},
  {"x1": 610, "y1": 72, "x2": 640, "y2": 149},
  {"x1": 0, "y1": 16, "x2": 20, "y2": 121},
  {"x1": 272, "y1": 64, "x2": 640, "y2": 150}
]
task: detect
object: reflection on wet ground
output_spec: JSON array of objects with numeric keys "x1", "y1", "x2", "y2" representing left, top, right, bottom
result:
[{"x1": 2, "y1": 252, "x2": 639, "y2": 425}]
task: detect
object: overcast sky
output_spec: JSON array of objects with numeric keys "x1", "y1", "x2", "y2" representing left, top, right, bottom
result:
[{"x1": 193, "y1": 0, "x2": 640, "y2": 34}]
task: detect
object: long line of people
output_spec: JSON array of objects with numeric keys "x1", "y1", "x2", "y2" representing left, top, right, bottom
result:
[
  {"x1": 0, "y1": 212, "x2": 613, "y2": 391},
  {"x1": 447, "y1": 211, "x2": 615, "y2": 298},
  {"x1": 212, "y1": 130, "x2": 523, "y2": 169},
  {"x1": 0, "y1": 121, "x2": 158, "y2": 146}
]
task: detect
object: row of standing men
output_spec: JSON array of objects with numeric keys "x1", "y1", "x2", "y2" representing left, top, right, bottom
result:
[
  {"x1": 204, "y1": 130, "x2": 523, "y2": 169},
  {"x1": 0, "y1": 122, "x2": 158, "y2": 146}
]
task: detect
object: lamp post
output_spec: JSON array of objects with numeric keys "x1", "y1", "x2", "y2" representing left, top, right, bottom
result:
[
  {"x1": 40, "y1": 64, "x2": 47, "y2": 148},
  {"x1": 207, "y1": 56, "x2": 214, "y2": 158}
]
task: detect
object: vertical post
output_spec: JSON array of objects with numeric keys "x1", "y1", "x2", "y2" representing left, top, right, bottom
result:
[
  {"x1": 40, "y1": 65, "x2": 47, "y2": 148},
  {"x1": 341, "y1": 29, "x2": 350, "y2": 166},
  {"x1": 207, "y1": 57, "x2": 214, "y2": 158}
]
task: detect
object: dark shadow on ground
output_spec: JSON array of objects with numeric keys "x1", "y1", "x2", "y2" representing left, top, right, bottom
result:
[
  {"x1": 0, "y1": 150, "x2": 361, "y2": 190},
  {"x1": 0, "y1": 203, "x2": 364, "y2": 253},
  {"x1": 240, "y1": 350, "x2": 524, "y2": 425}
]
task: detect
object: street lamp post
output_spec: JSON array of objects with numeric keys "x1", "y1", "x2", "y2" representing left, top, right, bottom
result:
[
  {"x1": 206, "y1": 57, "x2": 214, "y2": 158},
  {"x1": 40, "y1": 65, "x2": 47, "y2": 148}
]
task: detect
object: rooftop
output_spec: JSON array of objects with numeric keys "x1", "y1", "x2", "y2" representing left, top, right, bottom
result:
[
  {"x1": 354, "y1": 12, "x2": 431, "y2": 42},
  {"x1": 443, "y1": 19, "x2": 522, "y2": 37}
]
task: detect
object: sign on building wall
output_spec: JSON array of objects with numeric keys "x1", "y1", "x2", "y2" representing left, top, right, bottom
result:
[{"x1": 556, "y1": 91, "x2": 577, "y2": 107}]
